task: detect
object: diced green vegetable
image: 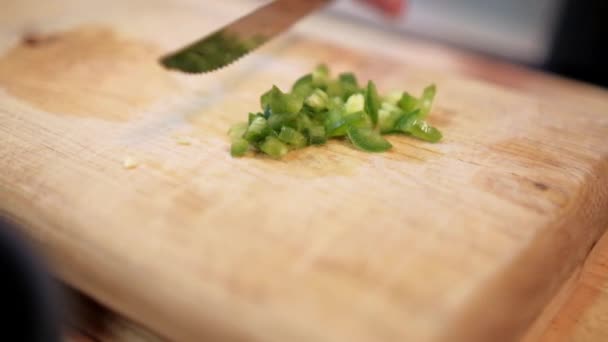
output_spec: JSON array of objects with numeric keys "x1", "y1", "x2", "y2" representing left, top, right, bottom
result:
[
  {"x1": 418, "y1": 84, "x2": 436, "y2": 119},
  {"x1": 347, "y1": 127, "x2": 392, "y2": 152},
  {"x1": 312, "y1": 64, "x2": 330, "y2": 87},
  {"x1": 307, "y1": 125, "x2": 327, "y2": 145},
  {"x1": 398, "y1": 92, "x2": 418, "y2": 113},
  {"x1": 228, "y1": 65, "x2": 443, "y2": 158},
  {"x1": 305, "y1": 89, "x2": 329, "y2": 112},
  {"x1": 396, "y1": 109, "x2": 421, "y2": 132},
  {"x1": 278, "y1": 126, "x2": 307, "y2": 148},
  {"x1": 326, "y1": 111, "x2": 367, "y2": 137},
  {"x1": 339, "y1": 72, "x2": 358, "y2": 87},
  {"x1": 228, "y1": 122, "x2": 248, "y2": 140},
  {"x1": 365, "y1": 81, "x2": 381, "y2": 126},
  {"x1": 344, "y1": 93, "x2": 365, "y2": 114},
  {"x1": 230, "y1": 138, "x2": 249, "y2": 157},
  {"x1": 259, "y1": 136, "x2": 289, "y2": 158},
  {"x1": 292, "y1": 74, "x2": 313, "y2": 97},
  {"x1": 243, "y1": 116, "x2": 269, "y2": 142},
  {"x1": 407, "y1": 119, "x2": 443, "y2": 143},
  {"x1": 328, "y1": 72, "x2": 359, "y2": 99},
  {"x1": 383, "y1": 90, "x2": 402, "y2": 105},
  {"x1": 328, "y1": 96, "x2": 344, "y2": 110},
  {"x1": 229, "y1": 122, "x2": 250, "y2": 157},
  {"x1": 378, "y1": 106, "x2": 407, "y2": 134},
  {"x1": 396, "y1": 84, "x2": 436, "y2": 120},
  {"x1": 248, "y1": 112, "x2": 263, "y2": 125},
  {"x1": 261, "y1": 85, "x2": 303, "y2": 115},
  {"x1": 296, "y1": 113, "x2": 313, "y2": 131},
  {"x1": 267, "y1": 111, "x2": 298, "y2": 131}
]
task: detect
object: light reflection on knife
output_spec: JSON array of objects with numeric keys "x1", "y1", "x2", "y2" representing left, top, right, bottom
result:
[{"x1": 160, "y1": 0, "x2": 332, "y2": 74}]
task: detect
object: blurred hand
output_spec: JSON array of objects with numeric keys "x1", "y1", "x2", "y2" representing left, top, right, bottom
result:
[{"x1": 361, "y1": 0, "x2": 406, "y2": 17}]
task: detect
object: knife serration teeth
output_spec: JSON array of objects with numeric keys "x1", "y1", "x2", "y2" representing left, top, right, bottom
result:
[{"x1": 160, "y1": 30, "x2": 263, "y2": 74}]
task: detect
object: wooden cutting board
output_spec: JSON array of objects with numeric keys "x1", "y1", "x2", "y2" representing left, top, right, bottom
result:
[{"x1": 1, "y1": 0, "x2": 607, "y2": 341}]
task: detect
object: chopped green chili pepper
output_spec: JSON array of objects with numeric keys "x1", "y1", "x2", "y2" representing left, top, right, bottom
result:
[
  {"x1": 312, "y1": 64, "x2": 330, "y2": 88},
  {"x1": 243, "y1": 116, "x2": 269, "y2": 142},
  {"x1": 231, "y1": 138, "x2": 249, "y2": 156},
  {"x1": 278, "y1": 126, "x2": 307, "y2": 148},
  {"x1": 248, "y1": 112, "x2": 262, "y2": 125},
  {"x1": 228, "y1": 122, "x2": 248, "y2": 140},
  {"x1": 326, "y1": 111, "x2": 367, "y2": 137},
  {"x1": 261, "y1": 85, "x2": 303, "y2": 115},
  {"x1": 307, "y1": 125, "x2": 327, "y2": 145},
  {"x1": 418, "y1": 84, "x2": 436, "y2": 119},
  {"x1": 339, "y1": 72, "x2": 358, "y2": 87},
  {"x1": 407, "y1": 119, "x2": 443, "y2": 143},
  {"x1": 365, "y1": 81, "x2": 381, "y2": 126},
  {"x1": 344, "y1": 93, "x2": 365, "y2": 114},
  {"x1": 305, "y1": 89, "x2": 329, "y2": 112},
  {"x1": 228, "y1": 65, "x2": 443, "y2": 158},
  {"x1": 379, "y1": 104, "x2": 407, "y2": 134},
  {"x1": 260, "y1": 136, "x2": 288, "y2": 158},
  {"x1": 292, "y1": 74, "x2": 313, "y2": 97},
  {"x1": 383, "y1": 90, "x2": 402, "y2": 105},
  {"x1": 347, "y1": 127, "x2": 392, "y2": 152},
  {"x1": 397, "y1": 92, "x2": 418, "y2": 114}
]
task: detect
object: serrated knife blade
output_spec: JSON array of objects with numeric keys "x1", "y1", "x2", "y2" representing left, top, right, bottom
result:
[{"x1": 160, "y1": 0, "x2": 332, "y2": 74}]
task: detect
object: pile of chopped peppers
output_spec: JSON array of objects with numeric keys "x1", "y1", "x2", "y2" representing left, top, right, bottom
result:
[{"x1": 229, "y1": 65, "x2": 442, "y2": 158}]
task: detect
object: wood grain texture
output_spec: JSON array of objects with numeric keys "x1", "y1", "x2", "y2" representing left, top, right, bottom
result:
[
  {"x1": 2, "y1": 1, "x2": 608, "y2": 341},
  {"x1": 63, "y1": 228, "x2": 608, "y2": 342},
  {"x1": 538, "y1": 229, "x2": 608, "y2": 342}
]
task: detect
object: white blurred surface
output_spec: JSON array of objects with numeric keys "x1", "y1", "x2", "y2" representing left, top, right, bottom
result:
[{"x1": 330, "y1": 0, "x2": 564, "y2": 65}]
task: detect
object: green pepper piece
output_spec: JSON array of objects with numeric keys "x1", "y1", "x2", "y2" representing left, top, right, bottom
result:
[
  {"x1": 263, "y1": 105, "x2": 272, "y2": 119},
  {"x1": 305, "y1": 89, "x2": 329, "y2": 112},
  {"x1": 397, "y1": 92, "x2": 418, "y2": 114},
  {"x1": 397, "y1": 84, "x2": 436, "y2": 120},
  {"x1": 228, "y1": 122, "x2": 248, "y2": 140},
  {"x1": 229, "y1": 122, "x2": 250, "y2": 157},
  {"x1": 395, "y1": 109, "x2": 421, "y2": 132},
  {"x1": 325, "y1": 111, "x2": 367, "y2": 137},
  {"x1": 344, "y1": 93, "x2": 365, "y2": 114},
  {"x1": 243, "y1": 116, "x2": 270, "y2": 142},
  {"x1": 327, "y1": 72, "x2": 359, "y2": 99},
  {"x1": 230, "y1": 138, "x2": 249, "y2": 157},
  {"x1": 248, "y1": 112, "x2": 263, "y2": 125},
  {"x1": 259, "y1": 136, "x2": 289, "y2": 158},
  {"x1": 312, "y1": 64, "x2": 330, "y2": 88},
  {"x1": 267, "y1": 111, "x2": 299, "y2": 132},
  {"x1": 296, "y1": 113, "x2": 313, "y2": 132},
  {"x1": 407, "y1": 120, "x2": 442, "y2": 143},
  {"x1": 260, "y1": 85, "x2": 303, "y2": 115},
  {"x1": 292, "y1": 73, "x2": 314, "y2": 98},
  {"x1": 278, "y1": 126, "x2": 307, "y2": 148},
  {"x1": 347, "y1": 127, "x2": 392, "y2": 152},
  {"x1": 307, "y1": 125, "x2": 327, "y2": 145},
  {"x1": 328, "y1": 96, "x2": 344, "y2": 111},
  {"x1": 383, "y1": 90, "x2": 402, "y2": 105},
  {"x1": 325, "y1": 80, "x2": 339, "y2": 98},
  {"x1": 339, "y1": 72, "x2": 358, "y2": 87},
  {"x1": 418, "y1": 84, "x2": 436, "y2": 119},
  {"x1": 365, "y1": 80, "x2": 381, "y2": 127},
  {"x1": 378, "y1": 106, "x2": 407, "y2": 134}
]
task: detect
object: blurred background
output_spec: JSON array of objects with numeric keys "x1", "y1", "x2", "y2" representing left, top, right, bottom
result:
[{"x1": 334, "y1": 0, "x2": 607, "y2": 87}]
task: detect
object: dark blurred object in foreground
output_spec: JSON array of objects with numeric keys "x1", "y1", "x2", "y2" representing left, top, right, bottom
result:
[
  {"x1": 546, "y1": 0, "x2": 608, "y2": 87},
  {"x1": 0, "y1": 218, "x2": 61, "y2": 342}
]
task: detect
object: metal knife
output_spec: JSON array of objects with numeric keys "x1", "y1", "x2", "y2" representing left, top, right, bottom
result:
[{"x1": 160, "y1": 0, "x2": 332, "y2": 74}]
